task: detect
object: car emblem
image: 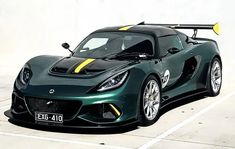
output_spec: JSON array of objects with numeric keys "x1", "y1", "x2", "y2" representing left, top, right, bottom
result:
[
  {"x1": 46, "y1": 101, "x2": 53, "y2": 105},
  {"x1": 49, "y1": 89, "x2": 55, "y2": 94}
]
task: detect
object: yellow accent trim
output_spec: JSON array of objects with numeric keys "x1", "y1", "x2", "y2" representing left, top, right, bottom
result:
[
  {"x1": 109, "y1": 104, "x2": 121, "y2": 116},
  {"x1": 213, "y1": 23, "x2": 219, "y2": 35},
  {"x1": 118, "y1": 25, "x2": 133, "y2": 31},
  {"x1": 74, "y1": 58, "x2": 95, "y2": 73}
]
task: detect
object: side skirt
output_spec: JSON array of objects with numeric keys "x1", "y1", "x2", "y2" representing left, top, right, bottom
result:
[{"x1": 160, "y1": 88, "x2": 207, "y2": 109}]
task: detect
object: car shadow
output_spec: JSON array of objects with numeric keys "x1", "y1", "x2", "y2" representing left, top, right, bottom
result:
[
  {"x1": 159, "y1": 93, "x2": 206, "y2": 117},
  {"x1": 8, "y1": 93, "x2": 207, "y2": 134},
  {"x1": 8, "y1": 118, "x2": 138, "y2": 134}
]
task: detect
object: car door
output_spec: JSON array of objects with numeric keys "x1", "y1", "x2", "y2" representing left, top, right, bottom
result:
[{"x1": 157, "y1": 35, "x2": 185, "y2": 90}]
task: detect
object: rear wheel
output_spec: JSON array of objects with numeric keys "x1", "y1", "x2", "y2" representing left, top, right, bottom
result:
[
  {"x1": 207, "y1": 57, "x2": 222, "y2": 96},
  {"x1": 139, "y1": 75, "x2": 161, "y2": 126}
]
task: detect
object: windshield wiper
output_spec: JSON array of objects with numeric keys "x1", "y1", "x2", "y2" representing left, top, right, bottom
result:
[
  {"x1": 102, "y1": 52, "x2": 151, "y2": 60},
  {"x1": 116, "y1": 52, "x2": 146, "y2": 57},
  {"x1": 101, "y1": 52, "x2": 121, "y2": 60}
]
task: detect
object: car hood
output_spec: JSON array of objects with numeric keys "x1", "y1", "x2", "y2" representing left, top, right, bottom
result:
[
  {"x1": 49, "y1": 56, "x2": 130, "y2": 76},
  {"x1": 18, "y1": 55, "x2": 138, "y2": 97}
]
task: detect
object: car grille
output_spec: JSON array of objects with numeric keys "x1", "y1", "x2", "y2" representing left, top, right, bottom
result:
[{"x1": 25, "y1": 97, "x2": 82, "y2": 121}]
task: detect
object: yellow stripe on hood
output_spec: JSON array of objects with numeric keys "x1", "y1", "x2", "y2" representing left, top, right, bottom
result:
[{"x1": 74, "y1": 58, "x2": 95, "y2": 73}]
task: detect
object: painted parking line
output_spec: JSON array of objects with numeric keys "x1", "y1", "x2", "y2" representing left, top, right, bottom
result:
[
  {"x1": 138, "y1": 92, "x2": 235, "y2": 149},
  {"x1": 0, "y1": 131, "x2": 132, "y2": 149},
  {"x1": 0, "y1": 105, "x2": 10, "y2": 110},
  {"x1": 0, "y1": 98, "x2": 11, "y2": 102},
  {"x1": 0, "y1": 98, "x2": 10, "y2": 102}
]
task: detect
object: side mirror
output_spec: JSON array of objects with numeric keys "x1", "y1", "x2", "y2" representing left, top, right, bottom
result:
[
  {"x1": 62, "y1": 43, "x2": 70, "y2": 49},
  {"x1": 61, "y1": 42, "x2": 74, "y2": 55},
  {"x1": 168, "y1": 47, "x2": 180, "y2": 54}
]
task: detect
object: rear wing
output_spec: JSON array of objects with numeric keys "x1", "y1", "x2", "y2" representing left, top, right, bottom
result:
[{"x1": 137, "y1": 22, "x2": 219, "y2": 38}]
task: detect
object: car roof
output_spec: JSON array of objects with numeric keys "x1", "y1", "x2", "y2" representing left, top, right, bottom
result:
[{"x1": 93, "y1": 25, "x2": 178, "y2": 37}]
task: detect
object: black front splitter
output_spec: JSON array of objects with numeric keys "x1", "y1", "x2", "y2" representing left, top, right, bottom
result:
[{"x1": 4, "y1": 110, "x2": 138, "y2": 133}]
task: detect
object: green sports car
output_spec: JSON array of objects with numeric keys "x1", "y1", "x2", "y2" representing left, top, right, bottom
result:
[{"x1": 5, "y1": 23, "x2": 222, "y2": 128}]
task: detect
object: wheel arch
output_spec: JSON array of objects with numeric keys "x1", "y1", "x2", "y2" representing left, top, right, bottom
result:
[
  {"x1": 205, "y1": 54, "x2": 222, "y2": 92},
  {"x1": 213, "y1": 55, "x2": 222, "y2": 68},
  {"x1": 137, "y1": 72, "x2": 162, "y2": 119},
  {"x1": 206, "y1": 54, "x2": 222, "y2": 82},
  {"x1": 140, "y1": 73, "x2": 162, "y2": 91},
  {"x1": 206, "y1": 54, "x2": 222, "y2": 96},
  {"x1": 148, "y1": 73, "x2": 162, "y2": 88}
]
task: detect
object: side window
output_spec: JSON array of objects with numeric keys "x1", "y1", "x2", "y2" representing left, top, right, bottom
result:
[
  {"x1": 177, "y1": 33, "x2": 188, "y2": 48},
  {"x1": 158, "y1": 35, "x2": 183, "y2": 57}
]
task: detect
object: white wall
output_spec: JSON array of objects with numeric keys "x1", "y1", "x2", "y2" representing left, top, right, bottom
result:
[{"x1": 0, "y1": 0, "x2": 234, "y2": 75}]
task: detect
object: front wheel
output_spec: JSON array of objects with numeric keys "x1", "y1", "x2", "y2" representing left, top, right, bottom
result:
[
  {"x1": 207, "y1": 57, "x2": 222, "y2": 96},
  {"x1": 139, "y1": 75, "x2": 161, "y2": 126}
]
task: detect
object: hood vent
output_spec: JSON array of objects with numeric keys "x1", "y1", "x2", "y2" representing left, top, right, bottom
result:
[
  {"x1": 51, "y1": 67, "x2": 68, "y2": 73},
  {"x1": 49, "y1": 56, "x2": 130, "y2": 76},
  {"x1": 78, "y1": 68, "x2": 106, "y2": 75},
  {"x1": 50, "y1": 57, "x2": 85, "y2": 74}
]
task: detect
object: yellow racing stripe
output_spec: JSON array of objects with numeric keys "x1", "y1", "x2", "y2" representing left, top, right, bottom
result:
[
  {"x1": 118, "y1": 25, "x2": 133, "y2": 31},
  {"x1": 74, "y1": 58, "x2": 95, "y2": 73}
]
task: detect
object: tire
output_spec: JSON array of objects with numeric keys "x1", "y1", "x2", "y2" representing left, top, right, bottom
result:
[
  {"x1": 207, "y1": 57, "x2": 222, "y2": 96},
  {"x1": 139, "y1": 75, "x2": 161, "y2": 126}
]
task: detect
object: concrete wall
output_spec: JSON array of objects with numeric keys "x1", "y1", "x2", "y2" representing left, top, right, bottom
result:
[{"x1": 0, "y1": 0, "x2": 233, "y2": 74}]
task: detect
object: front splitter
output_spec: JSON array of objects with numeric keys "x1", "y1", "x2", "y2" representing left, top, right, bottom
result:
[{"x1": 4, "y1": 110, "x2": 138, "y2": 131}]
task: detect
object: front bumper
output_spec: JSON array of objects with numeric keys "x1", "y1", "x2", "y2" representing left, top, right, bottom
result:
[{"x1": 5, "y1": 87, "x2": 139, "y2": 128}]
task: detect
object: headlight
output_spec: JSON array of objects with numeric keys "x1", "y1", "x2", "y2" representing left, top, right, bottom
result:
[
  {"x1": 19, "y1": 64, "x2": 32, "y2": 85},
  {"x1": 97, "y1": 71, "x2": 129, "y2": 92}
]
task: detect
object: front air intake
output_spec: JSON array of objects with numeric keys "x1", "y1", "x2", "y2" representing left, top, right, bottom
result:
[{"x1": 25, "y1": 97, "x2": 82, "y2": 121}]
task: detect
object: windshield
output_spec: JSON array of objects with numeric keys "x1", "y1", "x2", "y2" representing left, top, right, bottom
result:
[{"x1": 73, "y1": 32, "x2": 154, "y2": 59}]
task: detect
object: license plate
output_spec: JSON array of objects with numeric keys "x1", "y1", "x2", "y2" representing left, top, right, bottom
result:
[{"x1": 35, "y1": 112, "x2": 63, "y2": 123}]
